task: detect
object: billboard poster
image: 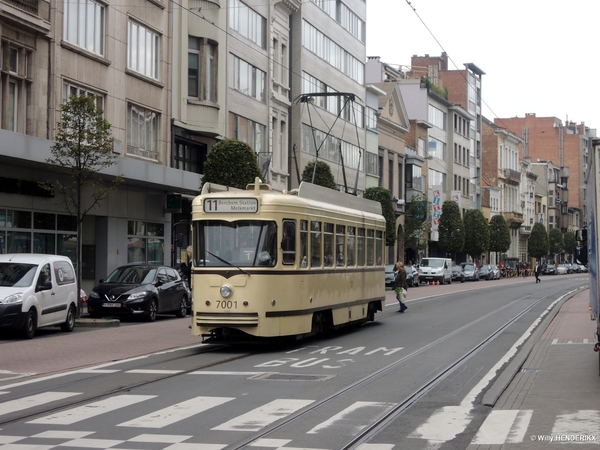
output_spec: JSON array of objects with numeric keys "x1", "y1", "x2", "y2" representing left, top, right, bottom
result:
[
  {"x1": 431, "y1": 186, "x2": 442, "y2": 231},
  {"x1": 451, "y1": 190, "x2": 461, "y2": 208}
]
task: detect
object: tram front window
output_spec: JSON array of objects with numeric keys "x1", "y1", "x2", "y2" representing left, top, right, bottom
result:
[{"x1": 195, "y1": 220, "x2": 277, "y2": 267}]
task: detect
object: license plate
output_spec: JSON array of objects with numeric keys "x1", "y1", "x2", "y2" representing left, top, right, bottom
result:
[{"x1": 102, "y1": 303, "x2": 121, "y2": 308}]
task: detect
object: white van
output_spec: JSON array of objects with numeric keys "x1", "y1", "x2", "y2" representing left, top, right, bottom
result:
[
  {"x1": 418, "y1": 257, "x2": 452, "y2": 284},
  {"x1": 0, "y1": 254, "x2": 78, "y2": 339}
]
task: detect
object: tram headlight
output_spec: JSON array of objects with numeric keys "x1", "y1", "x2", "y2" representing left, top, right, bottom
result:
[{"x1": 220, "y1": 285, "x2": 233, "y2": 298}]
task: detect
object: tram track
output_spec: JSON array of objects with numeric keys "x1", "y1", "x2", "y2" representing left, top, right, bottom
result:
[{"x1": 228, "y1": 290, "x2": 565, "y2": 450}]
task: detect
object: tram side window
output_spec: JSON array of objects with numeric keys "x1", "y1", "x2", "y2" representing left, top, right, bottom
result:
[
  {"x1": 282, "y1": 220, "x2": 296, "y2": 265},
  {"x1": 347, "y1": 226, "x2": 355, "y2": 266},
  {"x1": 323, "y1": 223, "x2": 334, "y2": 267},
  {"x1": 357, "y1": 228, "x2": 365, "y2": 266},
  {"x1": 300, "y1": 220, "x2": 308, "y2": 268},
  {"x1": 375, "y1": 230, "x2": 383, "y2": 265},
  {"x1": 336, "y1": 225, "x2": 345, "y2": 266},
  {"x1": 310, "y1": 221, "x2": 321, "y2": 267},
  {"x1": 367, "y1": 229, "x2": 375, "y2": 266}
]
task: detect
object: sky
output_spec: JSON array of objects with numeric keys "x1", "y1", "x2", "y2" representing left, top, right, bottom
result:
[{"x1": 366, "y1": 0, "x2": 599, "y2": 133}]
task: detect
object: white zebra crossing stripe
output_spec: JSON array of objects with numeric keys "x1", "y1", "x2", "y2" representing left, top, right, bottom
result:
[
  {"x1": 552, "y1": 410, "x2": 600, "y2": 436},
  {"x1": 307, "y1": 401, "x2": 397, "y2": 435},
  {"x1": 119, "y1": 396, "x2": 235, "y2": 428},
  {"x1": 212, "y1": 399, "x2": 314, "y2": 432},
  {"x1": 0, "y1": 392, "x2": 80, "y2": 417},
  {"x1": 28, "y1": 394, "x2": 155, "y2": 425},
  {"x1": 471, "y1": 409, "x2": 532, "y2": 444}
]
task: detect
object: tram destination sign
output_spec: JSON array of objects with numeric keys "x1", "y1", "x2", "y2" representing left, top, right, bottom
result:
[{"x1": 204, "y1": 198, "x2": 259, "y2": 213}]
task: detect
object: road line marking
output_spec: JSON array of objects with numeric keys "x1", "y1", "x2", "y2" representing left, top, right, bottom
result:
[
  {"x1": 307, "y1": 401, "x2": 397, "y2": 435},
  {"x1": 119, "y1": 396, "x2": 235, "y2": 428},
  {"x1": 0, "y1": 391, "x2": 80, "y2": 417}
]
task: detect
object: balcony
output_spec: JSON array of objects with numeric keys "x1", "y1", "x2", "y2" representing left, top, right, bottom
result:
[
  {"x1": 6, "y1": 0, "x2": 38, "y2": 15},
  {"x1": 503, "y1": 211, "x2": 524, "y2": 228},
  {"x1": 520, "y1": 225, "x2": 532, "y2": 236},
  {"x1": 502, "y1": 168, "x2": 521, "y2": 183}
]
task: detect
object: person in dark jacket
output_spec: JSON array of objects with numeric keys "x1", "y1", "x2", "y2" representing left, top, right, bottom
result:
[
  {"x1": 394, "y1": 261, "x2": 408, "y2": 313},
  {"x1": 534, "y1": 261, "x2": 541, "y2": 283}
]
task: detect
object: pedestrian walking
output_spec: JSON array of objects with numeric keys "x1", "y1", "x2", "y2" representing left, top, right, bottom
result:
[
  {"x1": 394, "y1": 261, "x2": 408, "y2": 313},
  {"x1": 534, "y1": 261, "x2": 541, "y2": 283}
]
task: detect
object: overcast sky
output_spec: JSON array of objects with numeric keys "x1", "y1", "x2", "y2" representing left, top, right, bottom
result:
[{"x1": 366, "y1": 0, "x2": 599, "y2": 133}]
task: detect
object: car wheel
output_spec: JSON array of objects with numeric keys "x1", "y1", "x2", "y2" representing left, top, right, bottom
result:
[
  {"x1": 60, "y1": 304, "x2": 76, "y2": 332},
  {"x1": 176, "y1": 296, "x2": 187, "y2": 318},
  {"x1": 146, "y1": 298, "x2": 158, "y2": 322},
  {"x1": 22, "y1": 309, "x2": 36, "y2": 339},
  {"x1": 461, "y1": 278, "x2": 465, "y2": 283}
]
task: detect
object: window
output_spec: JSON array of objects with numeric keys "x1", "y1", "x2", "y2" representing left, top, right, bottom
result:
[
  {"x1": 428, "y1": 137, "x2": 445, "y2": 160},
  {"x1": 347, "y1": 226, "x2": 355, "y2": 266},
  {"x1": 282, "y1": 220, "x2": 296, "y2": 265},
  {"x1": 336, "y1": 225, "x2": 345, "y2": 266},
  {"x1": 366, "y1": 107, "x2": 377, "y2": 130},
  {"x1": 357, "y1": 228, "x2": 365, "y2": 266},
  {"x1": 188, "y1": 37, "x2": 218, "y2": 102},
  {"x1": 127, "y1": 221, "x2": 164, "y2": 264},
  {"x1": 63, "y1": 0, "x2": 105, "y2": 55},
  {"x1": 229, "y1": 0, "x2": 266, "y2": 49},
  {"x1": 9, "y1": 48, "x2": 18, "y2": 73},
  {"x1": 365, "y1": 152, "x2": 377, "y2": 176},
  {"x1": 428, "y1": 104, "x2": 446, "y2": 130},
  {"x1": 229, "y1": 54, "x2": 266, "y2": 102},
  {"x1": 300, "y1": 220, "x2": 308, "y2": 268},
  {"x1": 302, "y1": 124, "x2": 362, "y2": 172},
  {"x1": 7, "y1": 81, "x2": 17, "y2": 132},
  {"x1": 128, "y1": 20, "x2": 159, "y2": 80},
  {"x1": 310, "y1": 221, "x2": 321, "y2": 267},
  {"x1": 63, "y1": 82, "x2": 104, "y2": 111},
  {"x1": 127, "y1": 103, "x2": 159, "y2": 160},
  {"x1": 173, "y1": 139, "x2": 207, "y2": 174},
  {"x1": 324, "y1": 223, "x2": 334, "y2": 267},
  {"x1": 229, "y1": 113, "x2": 266, "y2": 154}
]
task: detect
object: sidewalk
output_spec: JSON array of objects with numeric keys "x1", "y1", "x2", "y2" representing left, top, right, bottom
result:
[{"x1": 469, "y1": 289, "x2": 600, "y2": 449}]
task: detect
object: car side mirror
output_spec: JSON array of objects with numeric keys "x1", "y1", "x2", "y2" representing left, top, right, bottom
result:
[{"x1": 38, "y1": 280, "x2": 53, "y2": 291}]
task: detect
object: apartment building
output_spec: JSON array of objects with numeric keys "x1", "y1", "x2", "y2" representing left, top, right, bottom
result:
[
  {"x1": 0, "y1": 0, "x2": 199, "y2": 291},
  {"x1": 289, "y1": 0, "x2": 367, "y2": 194}
]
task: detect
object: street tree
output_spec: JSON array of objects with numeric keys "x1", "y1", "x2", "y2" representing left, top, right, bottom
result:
[
  {"x1": 528, "y1": 222, "x2": 549, "y2": 260},
  {"x1": 488, "y1": 214, "x2": 511, "y2": 261},
  {"x1": 201, "y1": 139, "x2": 264, "y2": 190},
  {"x1": 403, "y1": 194, "x2": 430, "y2": 255},
  {"x1": 548, "y1": 227, "x2": 564, "y2": 257},
  {"x1": 563, "y1": 231, "x2": 577, "y2": 261},
  {"x1": 364, "y1": 187, "x2": 396, "y2": 246},
  {"x1": 438, "y1": 200, "x2": 464, "y2": 258},
  {"x1": 463, "y1": 209, "x2": 489, "y2": 260},
  {"x1": 45, "y1": 94, "x2": 122, "y2": 318},
  {"x1": 301, "y1": 160, "x2": 337, "y2": 190}
]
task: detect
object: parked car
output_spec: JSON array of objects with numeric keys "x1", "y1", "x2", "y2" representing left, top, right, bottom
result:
[
  {"x1": 452, "y1": 265, "x2": 466, "y2": 283},
  {"x1": 579, "y1": 264, "x2": 589, "y2": 273},
  {"x1": 406, "y1": 265, "x2": 420, "y2": 287},
  {"x1": 556, "y1": 264, "x2": 569, "y2": 275},
  {"x1": 385, "y1": 264, "x2": 396, "y2": 289},
  {"x1": 490, "y1": 264, "x2": 501, "y2": 279},
  {"x1": 0, "y1": 254, "x2": 78, "y2": 339},
  {"x1": 87, "y1": 265, "x2": 191, "y2": 321},
  {"x1": 479, "y1": 264, "x2": 496, "y2": 280},
  {"x1": 460, "y1": 262, "x2": 480, "y2": 281},
  {"x1": 543, "y1": 264, "x2": 557, "y2": 275}
]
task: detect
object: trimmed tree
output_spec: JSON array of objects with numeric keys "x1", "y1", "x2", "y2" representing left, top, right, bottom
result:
[
  {"x1": 548, "y1": 227, "x2": 564, "y2": 257},
  {"x1": 463, "y1": 209, "x2": 489, "y2": 260},
  {"x1": 201, "y1": 139, "x2": 264, "y2": 190},
  {"x1": 45, "y1": 94, "x2": 123, "y2": 318},
  {"x1": 528, "y1": 222, "x2": 549, "y2": 260},
  {"x1": 563, "y1": 231, "x2": 577, "y2": 261},
  {"x1": 438, "y1": 200, "x2": 464, "y2": 258},
  {"x1": 364, "y1": 187, "x2": 396, "y2": 246},
  {"x1": 403, "y1": 194, "x2": 430, "y2": 254},
  {"x1": 301, "y1": 160, "x2": 337, "y2": 190},
  {"x1": 488, "y1": 214, "x2": 511, "y2": 260}
]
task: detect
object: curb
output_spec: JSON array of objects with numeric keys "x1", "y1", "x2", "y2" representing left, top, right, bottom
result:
[
  {"x1": 480, "y1": 287, "x2": 586, "y2": 407},
  {"x1": 75, "y1": 317, "x2": 120, "y2": 328}
]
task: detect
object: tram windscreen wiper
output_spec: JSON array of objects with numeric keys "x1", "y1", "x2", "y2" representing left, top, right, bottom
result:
[{"x1": 205, "y1": 250, "x2": 251, "y2": 276}]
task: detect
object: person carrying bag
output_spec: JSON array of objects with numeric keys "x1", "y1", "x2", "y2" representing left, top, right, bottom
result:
[{"x1": 394, "y1": 261, "x2": 408, "y2": 313}]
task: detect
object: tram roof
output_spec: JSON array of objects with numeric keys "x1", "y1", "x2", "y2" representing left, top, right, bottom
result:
[{"x1": 196, "y1": 179, "x2": 383, "y2": 217}]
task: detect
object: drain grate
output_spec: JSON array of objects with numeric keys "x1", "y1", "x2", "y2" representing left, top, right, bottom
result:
[{"x1": 250, "y1": 373, "x2": 336, "y2": 382}]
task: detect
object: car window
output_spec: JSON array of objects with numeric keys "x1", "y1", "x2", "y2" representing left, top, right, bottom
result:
[
  {"x1": 0, "y1": 263, "x2": 37, "y2": 287},
  {"x1": 53, "y1": 261, "x2": 75, "y2": 285},
  {"x1": 37, "y1": 263, "x2": 52, "y2": 286},
  {"x1": 157, "y1": 268, "x2": 168, "y2": 283},
  {"x1": 166, "y1": 268, "x2": 178, "y2": 282}
]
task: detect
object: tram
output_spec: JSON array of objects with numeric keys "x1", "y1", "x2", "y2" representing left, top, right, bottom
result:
[{"x1": 189, "y1": 178, "x2": 387, "y2": 343}]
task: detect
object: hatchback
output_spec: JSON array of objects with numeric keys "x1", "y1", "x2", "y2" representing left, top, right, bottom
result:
[
  {"x1": 385, "y1": 264, "x2": 396, "y2": 289},
  {"x1": 452, "y1": 265, "x2": 466, "y2": 283},
  {"x1": 87, "y1": 265, "x2": 191, "y2": 321},
  {"x1": 460, "y1": 263, "x2": 480, "y2": 281}
]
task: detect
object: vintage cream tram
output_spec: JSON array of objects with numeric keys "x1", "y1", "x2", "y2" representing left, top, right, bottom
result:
[{"x1": 190, "y1": 178, "x2": 387, "y2": 342}]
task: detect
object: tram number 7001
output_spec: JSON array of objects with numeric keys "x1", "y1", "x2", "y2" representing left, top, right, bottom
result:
[{"x1": 216, "y1": 300, "x2": 238, "y2": 309}]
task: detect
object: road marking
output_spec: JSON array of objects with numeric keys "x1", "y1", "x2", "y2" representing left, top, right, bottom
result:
[
  {"x1": 28, "y1": 394, "x2": 155, "y2": 425},
  {"x1": 0, "y1": 391, "x2": 80, "y2": 417},
  {"x1": 212, "y1": 399, "x2": 314, "y2": 432},
  {"x1": 188, "y1": 371, "x2": 266, "y2": 376},
  {"x1": 119, "y1": 396, "x2": 235, "y2": 428},
  {"x1": 307, "y1": 401, "x2": 397, "y2": 435},
  {"x1": 552, "y1": 410, "x2": 600, "y2": 436},
  {"x1": 471, "y1": 409, "x2": 532, "y2": 444},
  {"x1": 125, "y1": 369, "x2": 185, "y2": 374}
]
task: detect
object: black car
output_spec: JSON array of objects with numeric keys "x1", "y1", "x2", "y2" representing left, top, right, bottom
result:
[
  {"x1": 405, "y1": 265, "x2": 420, "y2": 287},
  {"x1": 452, "y1": 265, "x2": 466, "y2": 283},
  {"x1": 479, "y1": 264, "x2": 494, "y2": 280},
  {"x1": 87, "y1": 265, "x2": 191, "y2": 321},
  {"x1": 385, "y1": 264, "x2": 396, "y2": 289}
]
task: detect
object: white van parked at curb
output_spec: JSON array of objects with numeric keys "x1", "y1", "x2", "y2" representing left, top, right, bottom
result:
[
  {"x1": 418, "y1": 257, "x2": 452, "y2": 284},
  {"x1": 0, "y1": 254, "x2": 78, "y2": 339}
]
